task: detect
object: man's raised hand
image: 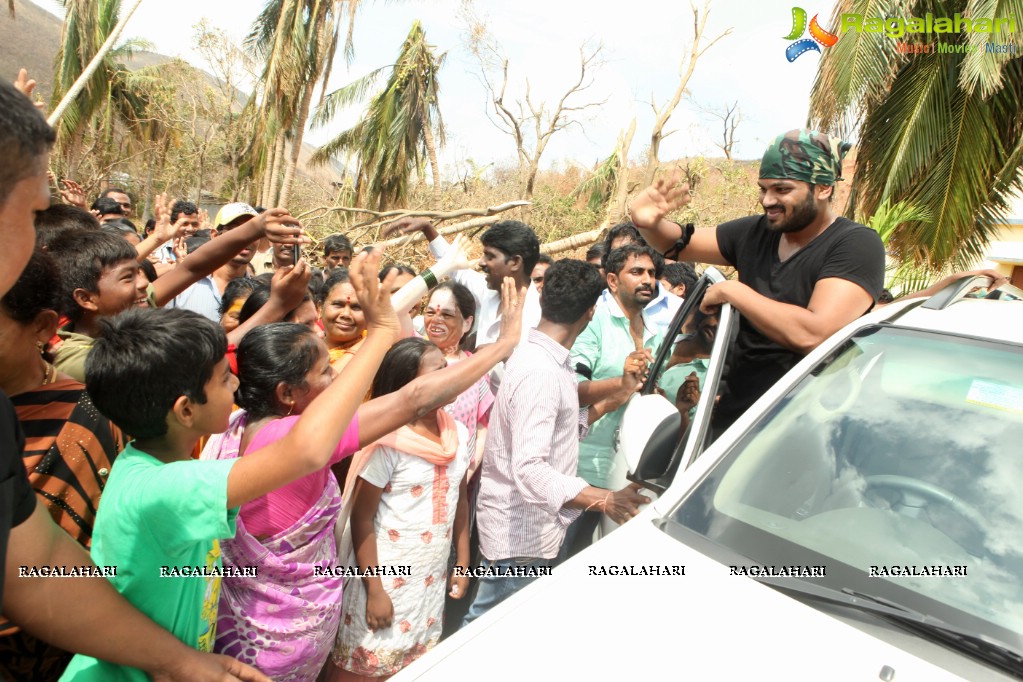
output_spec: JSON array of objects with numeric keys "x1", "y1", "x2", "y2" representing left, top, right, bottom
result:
[
  {"x1": 495, "y1": 276, "x2": 525, "y2": 349},
  {"x1": 256, "y1": 208, "x2": 308, "y2": 246},
  {"x1": 629, "y1": 169, "x2": 691, "y2": 229}
]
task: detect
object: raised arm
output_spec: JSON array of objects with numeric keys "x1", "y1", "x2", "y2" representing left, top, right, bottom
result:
[
  {"x1": 629, "y1": 171, "x2": 726, "y2": 265},
  {"x1": 224, "y1": 249, "x2": 400, "y2": 508},
  {"x1": 225, "y1": 260, "x2": 312, "y2": 347},
  {"x1": 5, "y1": 500, "x2": 270, "y2": 681},
  {"x1": 151, "y1": 208, "x2": 308, "y2": 306},
  {"x1": 355, "y1": 277, "x2": 523, "y2": 446},
  {"x1": 702, "y1": 277, "x2": 873, "y2": 354},
  {"x1": 384, "y1": 218, "x2": 489, "y2": 303}
]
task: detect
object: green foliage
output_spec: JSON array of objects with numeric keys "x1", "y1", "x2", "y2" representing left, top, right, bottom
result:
[
  {"x1": 811, "y1": 0, "x2": 1023, "y2": 270},
  {"x1": 311, "y1": 20, "x2": 445, "y2": 210}
]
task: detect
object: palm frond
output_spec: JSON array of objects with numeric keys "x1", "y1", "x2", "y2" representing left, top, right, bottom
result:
[{"x1": 959, "y1": 0, "x2": 1023, "y2": 97}]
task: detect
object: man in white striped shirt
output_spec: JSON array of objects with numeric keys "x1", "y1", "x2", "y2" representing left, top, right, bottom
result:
[{"x1": 463, "y1": 259, "x2": 650, "y2": 627}]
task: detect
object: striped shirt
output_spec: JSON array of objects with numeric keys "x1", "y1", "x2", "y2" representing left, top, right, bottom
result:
[{"x1": 476, "y1": 329, "x2": 589, "y2": 561}]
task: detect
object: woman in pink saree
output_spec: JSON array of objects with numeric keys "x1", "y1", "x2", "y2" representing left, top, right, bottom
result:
[{"x1": 201, "y1": 280, "x2": 523, "y2": 681}]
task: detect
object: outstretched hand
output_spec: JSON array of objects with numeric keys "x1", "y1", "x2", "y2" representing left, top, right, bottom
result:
[
  {"x1": 350, "y1": 248, "x2": 400, "y2": 339},
  {"x1": 382, "y1": 217, "x2": 437, "y2": 241},
  {"x1": 13, "y1": 68, "x2": 45, "y2": 112},
  {"x1": 58, "y1": 178, "x2": 86, "y2": 208},
  {"x1": 438, "y1": 233, "x2": 477, "y2": 273},
  {"x1": 255, "y1": 208, "x2": 308, "y2": 245},
  {"x1": 269, "y1": 259, "x2": 312, "y2": 312},
  {"x1": 629, "y1": 169, "x2": 691, "y2": 229},
  {"x1": 495, "y1": 276, "x2": 524, "y2": 349}
]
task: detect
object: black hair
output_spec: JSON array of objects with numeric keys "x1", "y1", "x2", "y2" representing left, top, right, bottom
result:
[
  {"x1": 91, "y1": 196, "x2": 124, "y2": 216},
  {"x1": 535, "y1": 253, "x2": 554, "y2": 267},
  {"x1": 661, "y1": 262, "x2": 698, "y2": 294},
  {"x1": 601, "y1": 221, "x2": 643, "y2": 271},
  {"x1": 605, "y1": 243, "x2": 664, "y2": 279},
  {"x1": 85, "y1": 308, "x2": 227, "y2": 438},
  {"x1": 319, "y1": 268, "x2": 351, "y2": 306},
  {"x1": 878, "y1": 288, "x2": 895, "y2": 304},
  {"x1": 47, "y1": 229, "x2": 139, "y2": 322},
  {"x1": 144, "y1": 218, "x2": 157, "y2": 235},
  {"x1": 103, "y1": 218, "x2": 138, "y2": 234},
  {"x1": 539, "y1": 259, "x2": 605, "y2": 325},
  {"x1": 139, "y1": 259, "x2": 158, "y2": 283},
  {"x1": 185, "y1": 234, "x2": 211, "y2": 254},
  {"x1": 323, "y1": 233, "x2": 353, "y2": 257},
  {"x1": 379, "y1": 264, "x2": 416, "y2": 282},
  {"x1": 235, "y1": 322, "x2": 321, "y2": 420},
  {"x1": 0, "y1": 248, "x2": 60, "y2": 324},
  {"x1": 34, "y1": 204, "x2": 100, "y2": 249},
  {"x1": 370, "y1": 337, "x2": 436, "y2": 399},
  {"x1": 237, "y1": 283, "x2": 311, "y2": 325},
  {"x1": 0, "y1": 82, "x2": 55, "y2": 205},
  {"x1": 428, "y1": 281, "x2": 476, "y2": 348},
  {"x1": 219, "y1": 277, "x2": 260, "y2": 317},
  {"x1": 170, "y1": 200, "x2": 198, "y2": 224},
  {"x1": 480, "y1": 220, "x2": 541, "y2": 275},
  {"x1": 585, "y1": 241, "x2": 607, "y2": 263},
  {"x1": 100, "y1": 187, "x2": 129, "y2": 199}
]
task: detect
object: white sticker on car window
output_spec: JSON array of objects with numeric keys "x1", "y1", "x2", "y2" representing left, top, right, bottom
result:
[{"x1": 966, "y1": 380, "x2": 1023, "y2": 413}]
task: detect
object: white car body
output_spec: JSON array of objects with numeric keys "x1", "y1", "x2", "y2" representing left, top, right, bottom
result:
[{"x1": 397, "y1": 279, "x2": 1023, "y2": 681}]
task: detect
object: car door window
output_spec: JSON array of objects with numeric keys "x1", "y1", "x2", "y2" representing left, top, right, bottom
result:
[{"x1": 621, "y1": 268, "x2": 736, "y2": 494}]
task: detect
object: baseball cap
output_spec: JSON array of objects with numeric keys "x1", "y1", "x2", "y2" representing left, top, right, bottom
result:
[{"x1": 213, "y1": 202, "x2": 258, "y2": 230}]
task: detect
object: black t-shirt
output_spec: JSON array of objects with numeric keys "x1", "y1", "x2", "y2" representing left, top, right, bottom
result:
[
  {"x1": 714, "y1": 215, "x2": 885, "y2": 422},
  {"x1": 0, "y1": 393, "x2": 36, "y2": 609}
]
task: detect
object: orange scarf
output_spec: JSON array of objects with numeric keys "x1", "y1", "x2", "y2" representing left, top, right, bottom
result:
[{"x1": 361, "y1": 409, "x2": 458, "y2": 466}]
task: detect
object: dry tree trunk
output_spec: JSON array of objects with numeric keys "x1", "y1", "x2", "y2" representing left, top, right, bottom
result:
[{"x1": 423, "y1": 122, "x2": 442, "y2": 206}]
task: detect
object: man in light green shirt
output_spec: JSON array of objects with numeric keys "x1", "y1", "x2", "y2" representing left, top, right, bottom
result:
[{"x1": 564, "y1": 244, "x2": 666, "y2": 557}]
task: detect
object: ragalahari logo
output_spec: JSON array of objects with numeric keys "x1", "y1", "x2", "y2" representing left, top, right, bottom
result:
[{"x1": 784, "y1": 7, "x2": 839, "y2": 61}]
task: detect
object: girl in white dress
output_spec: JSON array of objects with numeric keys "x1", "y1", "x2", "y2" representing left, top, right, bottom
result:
[{"x1": 331, "y1": 337, "x2": 472, "y2": 680}]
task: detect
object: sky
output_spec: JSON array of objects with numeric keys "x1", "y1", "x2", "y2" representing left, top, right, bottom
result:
[{"x1": 28, "y1": 0, "x2": 826, "y2": 178}]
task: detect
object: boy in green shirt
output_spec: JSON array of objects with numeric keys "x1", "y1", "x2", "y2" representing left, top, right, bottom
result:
[{"x1": 61, "y1": 250, "x2": 401, "y2": 681}]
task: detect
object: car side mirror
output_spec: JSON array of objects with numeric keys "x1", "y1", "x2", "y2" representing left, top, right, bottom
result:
[{"x1": 618, "y1": 393, "x2": 681, "y2": 484}]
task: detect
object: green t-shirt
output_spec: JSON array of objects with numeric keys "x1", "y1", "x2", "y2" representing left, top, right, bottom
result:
[
  {"x1": 60, "y1": 443, "x2": 237, "y2": 681},
  {"x1": 659, "y1": 358, "x2": 710, "y2": 417},
  {"x1": 571, "y1": 294, "x2": 665, "y2": 488}
]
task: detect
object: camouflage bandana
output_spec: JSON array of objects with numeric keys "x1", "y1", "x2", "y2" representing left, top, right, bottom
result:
[{"x1": 759, "y1": 129, "x2": 851, "y2": 185}]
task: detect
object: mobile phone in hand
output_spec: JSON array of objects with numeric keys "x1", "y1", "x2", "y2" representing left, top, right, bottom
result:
[{"x1": 292, "y1": 243, "x2": 301, "y2": 263}]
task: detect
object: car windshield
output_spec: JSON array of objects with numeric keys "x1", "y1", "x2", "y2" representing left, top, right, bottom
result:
[{"x1": 670, "y1": 325, "x2": 1023, "y2": 645}]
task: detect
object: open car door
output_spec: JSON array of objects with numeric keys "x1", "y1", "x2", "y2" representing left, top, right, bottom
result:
[{"x1": 599, "y1": 267, "x2": 736, "y2": 533}]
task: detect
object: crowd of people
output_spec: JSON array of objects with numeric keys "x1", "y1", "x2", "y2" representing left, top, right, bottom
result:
[{"x1": 2, "y1": 73, "x2": 1007, "y2": 682}]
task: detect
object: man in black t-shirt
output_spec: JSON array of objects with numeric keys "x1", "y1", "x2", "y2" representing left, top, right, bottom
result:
[{"x1": 630, "y1": 129, "x2": 885, "y2": 427}]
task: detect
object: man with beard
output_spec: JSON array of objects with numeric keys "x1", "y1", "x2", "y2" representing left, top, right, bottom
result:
[
  {"x1": 630, "y1": 129, "x2": 885, "y2": 429},
  {"x1": 561, "y1": 243, "x2": 663, "y2": 558}
]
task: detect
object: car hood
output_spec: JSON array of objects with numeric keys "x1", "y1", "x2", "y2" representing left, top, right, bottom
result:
[{"x1": 397, "y1": 513, "x2": 984, "y2": 681}]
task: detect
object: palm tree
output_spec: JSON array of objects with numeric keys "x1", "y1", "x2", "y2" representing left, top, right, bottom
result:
[
  {"x1": 247, "y1": 0, "x2": 358, "y2": 206},
  {"x1": 810, "y1": 0, "x2": 1023, "y2": 270},
  {"x1": 311, "y1": 20, "x2": 446, "y2": 210},
  {"x1": 50, "y1": 0, "x2": 153, "y2": 176}
]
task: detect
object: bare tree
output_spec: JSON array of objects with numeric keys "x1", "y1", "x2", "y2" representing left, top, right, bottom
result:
[
  {"x1": 464, "y1": 6, "x2": 605, "y2": 200},
  {"x1": 644, "y1": 0, "x2": 731, "y2": 185},
  {"x1": 699, "y1": 100, "x2": 741, "y2": 160}
]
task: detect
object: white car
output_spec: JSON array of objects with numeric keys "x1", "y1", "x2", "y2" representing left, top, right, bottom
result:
[{"x1": 398, "y1": 274, "x2": 1023, "y2": 681}]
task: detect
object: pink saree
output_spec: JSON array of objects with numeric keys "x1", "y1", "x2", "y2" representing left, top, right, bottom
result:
[{"x1": 203, "y1": 410, "x2": 344, "y2": 682}]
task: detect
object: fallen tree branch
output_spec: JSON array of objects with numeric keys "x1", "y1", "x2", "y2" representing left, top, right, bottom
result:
[
  {"x1": 542, "y1": 228, "x2": 603, "y2": 256},
  {"x1": 295, "y1": 200, "x2": 530, "y2": 225},
  {"x1": 375, "y1": 215, "x2": 514, "y2": 249}
]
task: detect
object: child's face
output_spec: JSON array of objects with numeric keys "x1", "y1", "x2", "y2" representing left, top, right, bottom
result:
[
  {"x1": 288, "y1": 341, "x2": 336, "y2": 415},
  {"x1": 96, "y1": 258, "x2": 150, "y2": 316},
  {"x1": 190, "y1": 357, "x2": 239, "y2": 435}
]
